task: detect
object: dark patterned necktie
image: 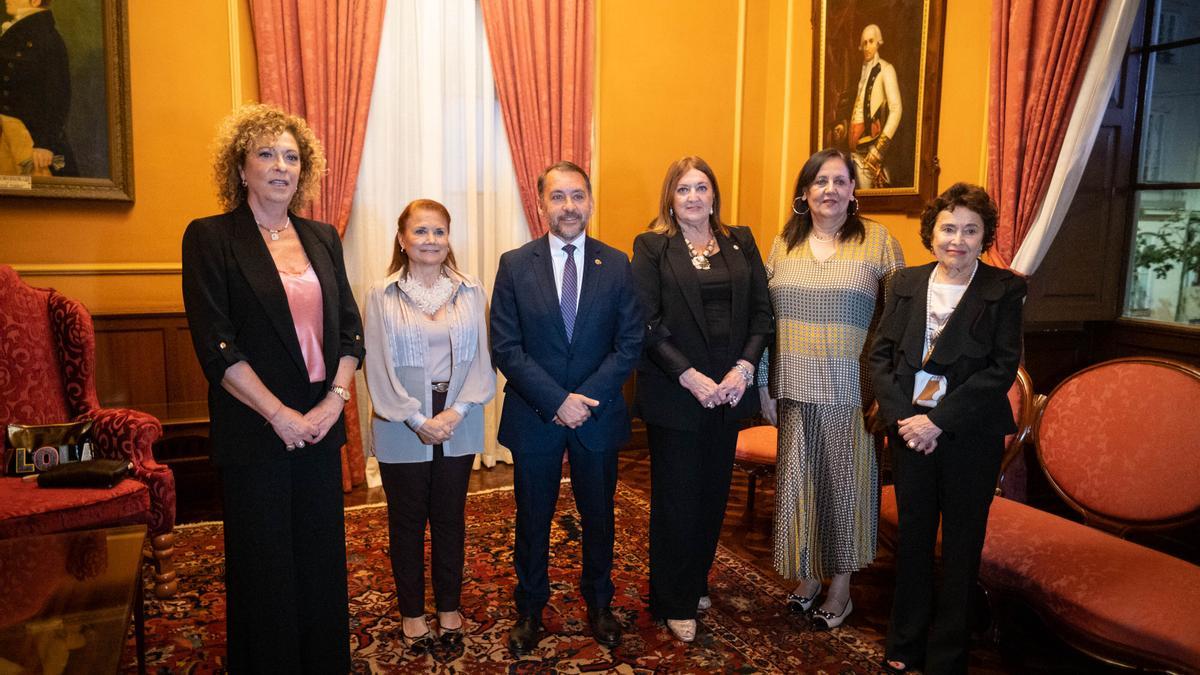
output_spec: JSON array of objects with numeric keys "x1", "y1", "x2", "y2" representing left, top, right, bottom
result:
[{"x1": 560, "y1": 243, "x2": 578, "y2": 341}]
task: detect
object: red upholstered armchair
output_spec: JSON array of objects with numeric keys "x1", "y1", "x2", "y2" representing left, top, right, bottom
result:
[{"x1": 0, "y1": 265, "x2": 177, "y2": 597}]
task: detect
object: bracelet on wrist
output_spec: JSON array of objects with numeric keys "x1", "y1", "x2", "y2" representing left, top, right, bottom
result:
[{"x1": 732, "y1": 362, "x2": 754, "y2": 385}]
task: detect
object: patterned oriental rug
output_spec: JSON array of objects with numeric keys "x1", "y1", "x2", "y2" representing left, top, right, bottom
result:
[{"x1": 121, "y1": 483, "x2": 885, "y2": 673}]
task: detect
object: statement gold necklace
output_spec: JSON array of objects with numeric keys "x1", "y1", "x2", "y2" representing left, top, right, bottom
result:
[{"x1": 684, "y1": 234, "x2": 716, "y2": 270}]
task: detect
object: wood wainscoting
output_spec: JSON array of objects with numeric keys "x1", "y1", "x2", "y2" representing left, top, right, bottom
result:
[{"x1": 93, "y1": 312, "x2": 222, "y2": 522}]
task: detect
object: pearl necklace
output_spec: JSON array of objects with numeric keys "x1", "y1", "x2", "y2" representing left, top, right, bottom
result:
[
  {"x1": 398, "y1": 272, "x2": 455, "y2": 316},
  {"x1": 256, "y1": 218, "x2": 291, "y2": 241}
]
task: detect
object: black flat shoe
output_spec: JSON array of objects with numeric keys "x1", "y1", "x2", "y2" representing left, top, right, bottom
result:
[
  {"x1": 401, "y1": 629, "x2": 435, "y2": 655},
  {"x1": 439, "y1": 625, "x2": 464, "y2": 648},
  {"x1": 507, "y1": 613, "x2": 543, "y2": 656},
  {"x1": 438, "y1": 611, "x2": 465, "y2": 647}
]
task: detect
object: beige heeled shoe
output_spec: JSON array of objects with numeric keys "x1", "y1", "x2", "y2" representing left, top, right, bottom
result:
[{"x1": 666, "y1": 618, "x2": 696, "y2": 643}]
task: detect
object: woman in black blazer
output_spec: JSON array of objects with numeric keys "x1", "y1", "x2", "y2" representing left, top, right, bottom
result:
[
  {"x1": 869, "y1": 183, "x2": 1025, "y2": 675},
  {"x1": 631, "y1": 156, "x2": 773, "y2": 642},
  {"x1": 182, "y1": 105, "x2": 364, "y2": 674}
]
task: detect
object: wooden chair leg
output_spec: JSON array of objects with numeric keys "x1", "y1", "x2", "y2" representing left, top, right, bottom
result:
[
  {"x1": 150, "y1": 531, "x2": 177, "y2": 598},
  {"x1": 744, "y1": 473, "x2": 758, "y2": 517},
  {"x1": 135, "y1": 572, "x2": 146, "y2": 675}
]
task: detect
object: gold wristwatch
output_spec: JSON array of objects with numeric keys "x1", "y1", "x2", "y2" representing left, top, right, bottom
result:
[{"x1": 329, "y1": 384, "x2": 351, "y2": 402}]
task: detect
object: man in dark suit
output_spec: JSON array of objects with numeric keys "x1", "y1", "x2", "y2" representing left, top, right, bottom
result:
[
  {"x1": 490, "y1": 161, "x2": 644, "y2": 654},
  {"x1": 0, "y1": 0, "x2": 74, "y2": 175}
]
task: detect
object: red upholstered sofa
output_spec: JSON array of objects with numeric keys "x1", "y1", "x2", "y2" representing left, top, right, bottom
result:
[
  {"x1": 880, "y1": 359, "x2": 1200, "y2": 673},
  {"x1": 0, "y1": 265, "x2": 177, "y2": 597}
]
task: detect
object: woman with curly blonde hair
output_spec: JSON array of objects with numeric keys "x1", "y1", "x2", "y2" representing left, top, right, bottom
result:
[{"x1": 182, "y1": 104, "x2": 362, "y2": 673}]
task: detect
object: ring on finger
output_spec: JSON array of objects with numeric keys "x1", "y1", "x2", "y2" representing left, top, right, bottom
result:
[{"x1": 296, "y1": 440, "x2": 306, "y2": 448}]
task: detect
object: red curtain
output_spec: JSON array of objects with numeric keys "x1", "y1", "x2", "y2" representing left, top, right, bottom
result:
[
  {"x1": 481, "y1": 0, "x2": 594, "y2": 238},
  {"x1": 987, "y1": 0, "x2": 1103, "y2": 268},
  {"x1": 250, "y1": 0, "x2": 386, "y2": 491}
]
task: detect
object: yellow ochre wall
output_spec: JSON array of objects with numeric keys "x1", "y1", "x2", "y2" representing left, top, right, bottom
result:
[
  {"x1": 0, "y1": 1, "x2": 258, "y2": 314},
  {"x1": 1, "y1": 1, "x2": 989, "y2": 314},
  {"x1": 596, "y1": 0, "x2": 992, "y2": 269}
]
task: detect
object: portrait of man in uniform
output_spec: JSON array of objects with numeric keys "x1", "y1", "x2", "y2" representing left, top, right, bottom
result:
[
  {"x1": 813, "y1": 0, "x2": 945, "y2": 210},
  {"x1": 831, "y1": 24, "x2": 902, "y2": 189}
]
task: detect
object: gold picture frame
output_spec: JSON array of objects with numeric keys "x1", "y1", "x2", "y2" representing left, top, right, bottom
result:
[{"x1": 811, "y1": 0, "x2": 945, "y2": 213}]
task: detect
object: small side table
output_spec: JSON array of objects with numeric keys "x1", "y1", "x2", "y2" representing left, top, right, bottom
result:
[{"x1": 0, "y1": 525, "x2": 148, "y2": 674}]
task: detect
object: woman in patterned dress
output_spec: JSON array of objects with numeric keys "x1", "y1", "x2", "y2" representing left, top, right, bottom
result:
[{"x1": 758, "y1": 148, "x2": 904, "y2": 628}]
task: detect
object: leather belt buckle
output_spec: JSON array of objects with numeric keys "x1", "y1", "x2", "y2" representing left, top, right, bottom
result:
[{"x1": 431, "y1": 381, "x2": 450, "y2": 393}]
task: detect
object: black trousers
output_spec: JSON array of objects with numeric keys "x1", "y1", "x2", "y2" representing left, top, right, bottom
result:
[
  {"x1": 885, "y1": 427, "x2": 1004, "y2": 675},
  {"x1": 377, "y1": 389, "x2": 475, "y2": 617},
  {"x1": 646, "y1": 412, "x2": 738, "y2": 620},
  {"x1": 220, "y1": 435, "x2": 350, "y2": 674},
  {"x1": 511, "y1": 434, "x2": 619, "y2": 617}
]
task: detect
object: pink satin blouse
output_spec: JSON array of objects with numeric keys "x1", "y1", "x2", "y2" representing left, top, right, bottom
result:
[{"x1": 279, "y1": 265, "x2": 326, "y2": 383}]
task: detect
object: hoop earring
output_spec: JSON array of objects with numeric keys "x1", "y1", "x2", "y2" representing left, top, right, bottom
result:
[
  {"x1": 792, "y1": 197, "x2": 810, "y2": 216},
  {"x1": 847, "y1": 197, "x2": 859, "y2": 216}
]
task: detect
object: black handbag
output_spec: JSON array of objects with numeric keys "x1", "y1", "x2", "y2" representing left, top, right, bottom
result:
[{"x1": 31, "y1": 459, "x2": 132, "y2": 489}]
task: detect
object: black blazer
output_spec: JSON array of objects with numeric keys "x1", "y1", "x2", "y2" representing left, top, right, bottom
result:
[
  {"x1": 869, "y1": 261, "x2": 1025, "y2": 439},
  {"x1": 631, "y1": 226, "x2": 773, "y2": 430},
  {"x1": 490, "y1": 234, "x2": 644, "y2": 454},
  {"x1": 181, "y1": 202, "x2": 365, "y2": 467}
]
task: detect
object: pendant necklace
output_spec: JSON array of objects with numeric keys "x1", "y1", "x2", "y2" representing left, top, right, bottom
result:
[
  {"x1": 257, "y1": 218, "x2": 291, "y2": 241},
  {"x1": 684, "y1": 234, "x2": 716, "y2": 270}
]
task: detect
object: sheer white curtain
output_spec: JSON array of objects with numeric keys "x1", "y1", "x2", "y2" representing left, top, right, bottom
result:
[
  {"x1": 344, "y1": 0, "x2": 529, "y2": 480},
  {"x1": 1009, "y1": 0, "x2": 1139, "y2": 275}
]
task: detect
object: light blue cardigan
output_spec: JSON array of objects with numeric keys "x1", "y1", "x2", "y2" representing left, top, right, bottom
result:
[{"x1": 364, "y1": 268, "x2": 496, "y2": 463}]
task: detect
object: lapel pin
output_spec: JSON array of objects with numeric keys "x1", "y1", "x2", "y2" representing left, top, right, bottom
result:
[{"x1": 594, "y1": 259, "x2": 602, "y2": 265}]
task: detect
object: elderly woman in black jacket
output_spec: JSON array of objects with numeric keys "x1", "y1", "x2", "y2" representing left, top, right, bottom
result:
[
  {"x1": 869, "y1": 183, "x2": 1025, "y2": 675},
  {"x1": 631, "y1": 156, "x2": 773, "y2": 643}
]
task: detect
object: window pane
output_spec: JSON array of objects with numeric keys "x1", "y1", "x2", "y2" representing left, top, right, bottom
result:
[
  {"x1": 1125, "y1": 189, "x2": 1200, "y2": 325},
  {"x1": 1138, "y1": 43, "x2": 1200, "y2": 184},
  {"x1": 1149, "y1": 0, "x2": 1200, "y2": 45}
]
